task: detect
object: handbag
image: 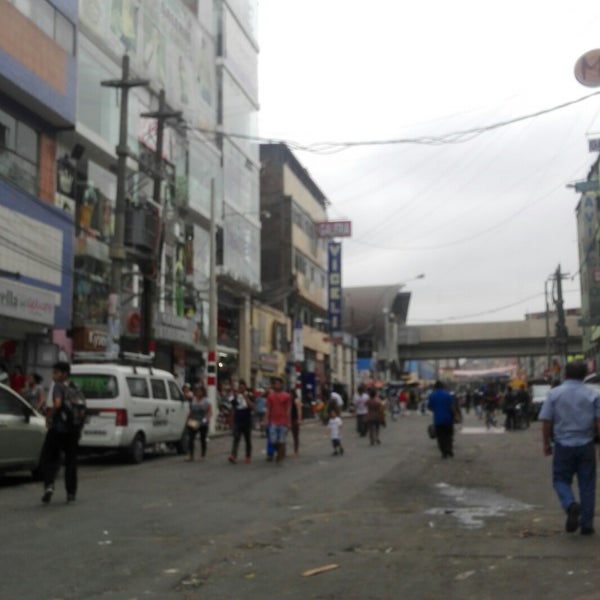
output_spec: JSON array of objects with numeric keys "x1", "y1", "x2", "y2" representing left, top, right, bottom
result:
[
  {"x1": 428, "y1": 423, "x2": 437, "y2": 439},
  {"x1": 187, "y1": 418, "x2": 200, "y2": 430}
]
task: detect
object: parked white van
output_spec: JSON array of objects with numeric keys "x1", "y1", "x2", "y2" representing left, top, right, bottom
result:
[{"x1": 70, "y1": 363, "x2": 189, "y2": 463}]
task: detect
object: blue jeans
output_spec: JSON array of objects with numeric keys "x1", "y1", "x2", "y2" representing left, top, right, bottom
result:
[{"x1": 553, "y1": 441, "x2": 596, "y2": 529}]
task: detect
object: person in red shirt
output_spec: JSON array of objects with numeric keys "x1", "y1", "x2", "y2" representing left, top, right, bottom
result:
[
  {"x1": 264, "y1": 376, "x2": 291, "y2": 463},
  {"x1": 10, "y1": 365, "x2": 25, "y2": 395}
]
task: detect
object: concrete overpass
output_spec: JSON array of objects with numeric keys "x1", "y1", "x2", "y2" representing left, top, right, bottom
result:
[{"x1": 396, "y1": 316, "x2": 582, "y2": 361}]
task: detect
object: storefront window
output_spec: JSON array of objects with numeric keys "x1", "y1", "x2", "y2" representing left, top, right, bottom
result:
[{"x1": 0, "y1": 108, "x2": 38, "y2": 196}]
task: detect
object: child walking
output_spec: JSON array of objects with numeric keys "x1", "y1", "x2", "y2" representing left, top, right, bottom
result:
[{"x1": 327, "y1": 409, "x2": 344, "y2": 456}]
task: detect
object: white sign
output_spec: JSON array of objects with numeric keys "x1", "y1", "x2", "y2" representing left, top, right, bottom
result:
[
  {"x1": 317, "y1": 221, "x2": 352, "y2": 238},
  {"x1": 0, "y1": 279, "x2": 55, "y2": 325},
  {"x1": 292, "y1": 320, "x2": 304, "y2": 362}
]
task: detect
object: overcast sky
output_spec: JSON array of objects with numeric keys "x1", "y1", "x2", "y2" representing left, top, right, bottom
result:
[{"x1": 257, "y1": 0, "x2": 600, "y2": 324}]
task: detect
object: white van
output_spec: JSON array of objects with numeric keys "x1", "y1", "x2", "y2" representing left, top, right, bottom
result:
[{"x1": 70, "y1": 363, "x2": 190, "y2": 463}]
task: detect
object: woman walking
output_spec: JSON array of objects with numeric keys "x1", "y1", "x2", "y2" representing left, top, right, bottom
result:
[
  {"x1": 186, "y1": 384, "x2": 212, "y2": 461},
  {"x1": 290, "y1": 389, "x2": 303, "y2": 456},
  {"x1": 365, "y1": 388, "x2": 383, "y2": 445},
  {"x1": 228, "y1": 379, "x2": 255, "y2": 464}
]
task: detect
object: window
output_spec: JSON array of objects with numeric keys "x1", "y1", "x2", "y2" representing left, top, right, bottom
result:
[
  {"x1": 0, "y1": 108, "x2": 38, "y2": 195},
  {"x1": 0, "y1": 389, "x2": 24, "y2": 416},
  {"x1": 16, "y1": 122, "x2": 37, "y2": 163},
  {"x1": 127, "y1": 377, "x2": 149, "y2": 398},
  {"x1": 70, "y1": 375, "x2": 118, "y2": 400},
  {"x1": 168, "y1": 381, "x2": 184, "y2": 401},
  {"x1": 150, "y1": 379, "x2": 168, "y2": 400},
  {"x1": 8, "y1": 0, "x2": 75, "y2": 54},
  {"x1": 33, "y1": 0, "x2": 54, "y2": 38},
  {"x1": 54, "y1": 10, "x2": 75, "y2": 54}
]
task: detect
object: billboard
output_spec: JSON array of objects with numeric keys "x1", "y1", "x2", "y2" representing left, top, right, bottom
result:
[{"x1": 328, "y1": 242, "x2": 342, "y2": 334}]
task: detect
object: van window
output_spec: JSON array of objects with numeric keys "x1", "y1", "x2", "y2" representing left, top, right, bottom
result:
[
  {"x1": 168, "y1": 381, "x2": 184, "y2": 401},
  {"x1": 0, "y1": 389, "x2": 25, "y2": 415},
  {"x1": 127, "y1": 377, "x2": 149, "y2": 398},
  {"x1": 71, "y1": 375, "x2": 118, "y2": 399},
  {"x1": 150, "y1": 379, "x2": 168, "y2": 400}
]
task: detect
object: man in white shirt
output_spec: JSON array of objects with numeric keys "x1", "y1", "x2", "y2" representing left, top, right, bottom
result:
[{"x1": 353, "y1": 385, "x2": 368, "y2": 437}]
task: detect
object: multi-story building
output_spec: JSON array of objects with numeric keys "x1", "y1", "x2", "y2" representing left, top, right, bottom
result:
[
  {"x1": 575, "y1": 155, "x2": 600, "y2": 370},
  {"x1": 214, "y1": 0, "x2": 260, "y2": 384},
  {"x1": 0, "y1": 0, "x2": 77, "y2": 386},
  {"x1": 259, "y1": 143, "x2": 332, "y2": 399}
]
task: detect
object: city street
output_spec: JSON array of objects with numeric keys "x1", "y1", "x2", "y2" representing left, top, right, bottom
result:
[{"x1": 2, "y1": 411, "x2": 600, "y2": 599}]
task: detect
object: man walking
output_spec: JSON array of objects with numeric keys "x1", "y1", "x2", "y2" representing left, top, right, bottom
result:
[
  {"x1": 427, "y1": 380, "x2": 458, "y2": 458},
  {"x1": 39, "y1": 361, "x2": 83, "y2": 504},
  {"x1": 264, "y1": 376, "x2": 291, "y2": 463},
  {"x1": 539, "y1": 361, "x2": 600, "y2": 534}
]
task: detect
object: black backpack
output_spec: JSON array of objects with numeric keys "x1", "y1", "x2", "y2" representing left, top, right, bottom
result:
[{"x1": 56, "y1": 382, "x2": 87, "y2": 432}]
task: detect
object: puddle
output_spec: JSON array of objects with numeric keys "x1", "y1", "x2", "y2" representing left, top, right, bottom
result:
[
  {"x1": 426, "y1": 482, "x2": 533, "y2": 528},
  {"x1": 460, "y1": 427, "x2": 505, "y2": 435}
]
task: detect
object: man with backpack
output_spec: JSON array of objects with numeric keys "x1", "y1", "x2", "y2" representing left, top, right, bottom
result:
[{"x1": 40, "y1": 361, "x2": 86, "y2": 504}]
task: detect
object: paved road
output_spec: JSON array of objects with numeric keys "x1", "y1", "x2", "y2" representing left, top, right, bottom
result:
[{"x1": 2, "y1": 411, "x2": 600, "y2": 599}]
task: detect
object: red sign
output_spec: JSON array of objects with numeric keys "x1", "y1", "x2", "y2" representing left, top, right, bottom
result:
[{"x1": 317, "y1": 221, "x2": 352, "y2": 238}]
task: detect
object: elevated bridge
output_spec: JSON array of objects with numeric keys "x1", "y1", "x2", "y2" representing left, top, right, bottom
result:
[{"x1": 397, "y1": 316, "x2": 582, "y2": 361}]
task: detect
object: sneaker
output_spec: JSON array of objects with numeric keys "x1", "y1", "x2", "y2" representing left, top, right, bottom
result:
[
  {"x1": 67, "y1": 494, "x2": 76, "y2": 503},
  {"x1": 41, "y1": 487, "x2": 53, "y2": 504},
  {"x1": 245, "y1": 457, "x2": 251, "y2": 464},
  {"x1": 228, "y1": 455, "x2": 236, "y2": 464},
  {"x1": 566, "y1": 502, "x2": 581, "y2": 533},
  {"x1": 581, "y1": 526, "x2": 595, "y2": 535}
]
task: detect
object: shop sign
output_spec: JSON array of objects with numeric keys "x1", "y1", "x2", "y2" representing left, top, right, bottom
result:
[
  {"x1": 292, "y1": 319, "x2": 304, "y2": 362},
  {"x1": 259, "y1": 353, "x2": 278, "y2": 372},
  {"x1": 317, "y1": 221, "x2": 352, "y2": 238},
  {"x1": 328, "y1": 242, "x2": 342, "y2": 335},
  {"x1": 72, "y1": 327, "x2": 108, "y2": 352},
  {"x1": 0, "y1": 279, "x2": 55, "y2": 325}
]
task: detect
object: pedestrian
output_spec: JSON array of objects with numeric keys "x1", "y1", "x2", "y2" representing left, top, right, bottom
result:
[
  {"x1": 503, "y1": 386, "x2": 517, "y2": 431},
  {"x1": 182, "y1": 382, "x2": 193, "y2": 403},
  {"x1": 24, "y1": 372, "x2": 45, "y2": 413},
  {"x1": 264, "y1": 376, "x2": 291, "y2": 463},
  {"x1": 427, "y1": 380, "x2": 459, "y2": 459},
  {"x1": 327, "y1": 408, "x2": 344, "y2": 456},
  {"x1": 39, "y1": 361, "x2": 85, "y2": 503},
  {"x1": 290, "y1": 389, "x2": 303, "y2": 456},
  {"x1": 365, "y1": 388, "x2": 383, "y2": 445},
  {"x1": 539, "y1": 361, "x2": 600, "y2": 535},
  {"x1": 330, "y1": 388, "x2": 344, "y2": 412},
  {"x1": 353, "y1": 385, "x2": 368, "y2": 436},
  {"x1": 186, "y1": 384, "x2": 212, "y2": 462},
  {"x1": 10, "y1": 365, "x2": 25, "y2": 395},
  {"x1": 254, "y1": 387, "x2": 267, "y2": 436},
  {"x1": 398, "y1": 388, "x2": 409, "y2": 416},
  {"x1": 228, "y1": 379, "x2": 255, "y2": 464}
]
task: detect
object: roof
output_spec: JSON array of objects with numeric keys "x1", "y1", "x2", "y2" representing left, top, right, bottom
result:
[{"x1": 342, "y1": 285, "x2": 411, "y2": 338}]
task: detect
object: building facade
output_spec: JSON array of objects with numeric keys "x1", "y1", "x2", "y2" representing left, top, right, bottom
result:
[
  {"x1": 260, "y1": 143, "x2": 334, "y2": 400},
  {"x1": 0, "y1": 0, "x2": 77, "y2": 387}
]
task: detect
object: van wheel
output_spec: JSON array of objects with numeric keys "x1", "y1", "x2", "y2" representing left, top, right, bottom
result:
[
  {"x1": 127, "y1": 434, "x2": 145, "y2": 464},
  {"x1": 174, "y1": 428, "x2": 190, "y2": 455}
]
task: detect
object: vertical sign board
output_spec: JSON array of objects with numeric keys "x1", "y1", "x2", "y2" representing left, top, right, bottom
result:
[
  {"x1": 293, "y1": 318, "x2": 304, "y2": 362},
  {"x1": 328, "y1": 242, "x2": 342, "y2": 335}
]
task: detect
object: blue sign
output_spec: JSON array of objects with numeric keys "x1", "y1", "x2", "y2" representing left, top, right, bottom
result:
[{"x1": 328, "y1": 242, "x2": 342, "y2": 334}]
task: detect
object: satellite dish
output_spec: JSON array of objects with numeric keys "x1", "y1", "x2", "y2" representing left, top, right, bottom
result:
[{"x1": 575, "y1": 49, "x2": 600, "y2": 87}]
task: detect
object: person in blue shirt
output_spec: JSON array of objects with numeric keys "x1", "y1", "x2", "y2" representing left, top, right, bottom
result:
[
  {"x1": 539, "y1": 361, "x2": 600, "y2": 535},
  {"x1": 428, "y1": 380, "x2": 459, "y2": 458}
]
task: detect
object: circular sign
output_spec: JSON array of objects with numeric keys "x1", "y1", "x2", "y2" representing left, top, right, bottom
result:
[{"x1": 575, "y1": 49, "x2": 600, "y2": 87}]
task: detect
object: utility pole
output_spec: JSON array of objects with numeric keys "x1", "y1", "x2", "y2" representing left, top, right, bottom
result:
[
  {"x1": 101, "y1": 55, "x2": 149, "y2": 358},
  {"x1": 207, "y1": 179, "x2": 218, "y2": 431},
  {"x1": 554, "y1": 264, "x2": 569, "y2": 371},
  {"x1": 139, "y1": 90, "x2": 182, "y2": 355}
]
